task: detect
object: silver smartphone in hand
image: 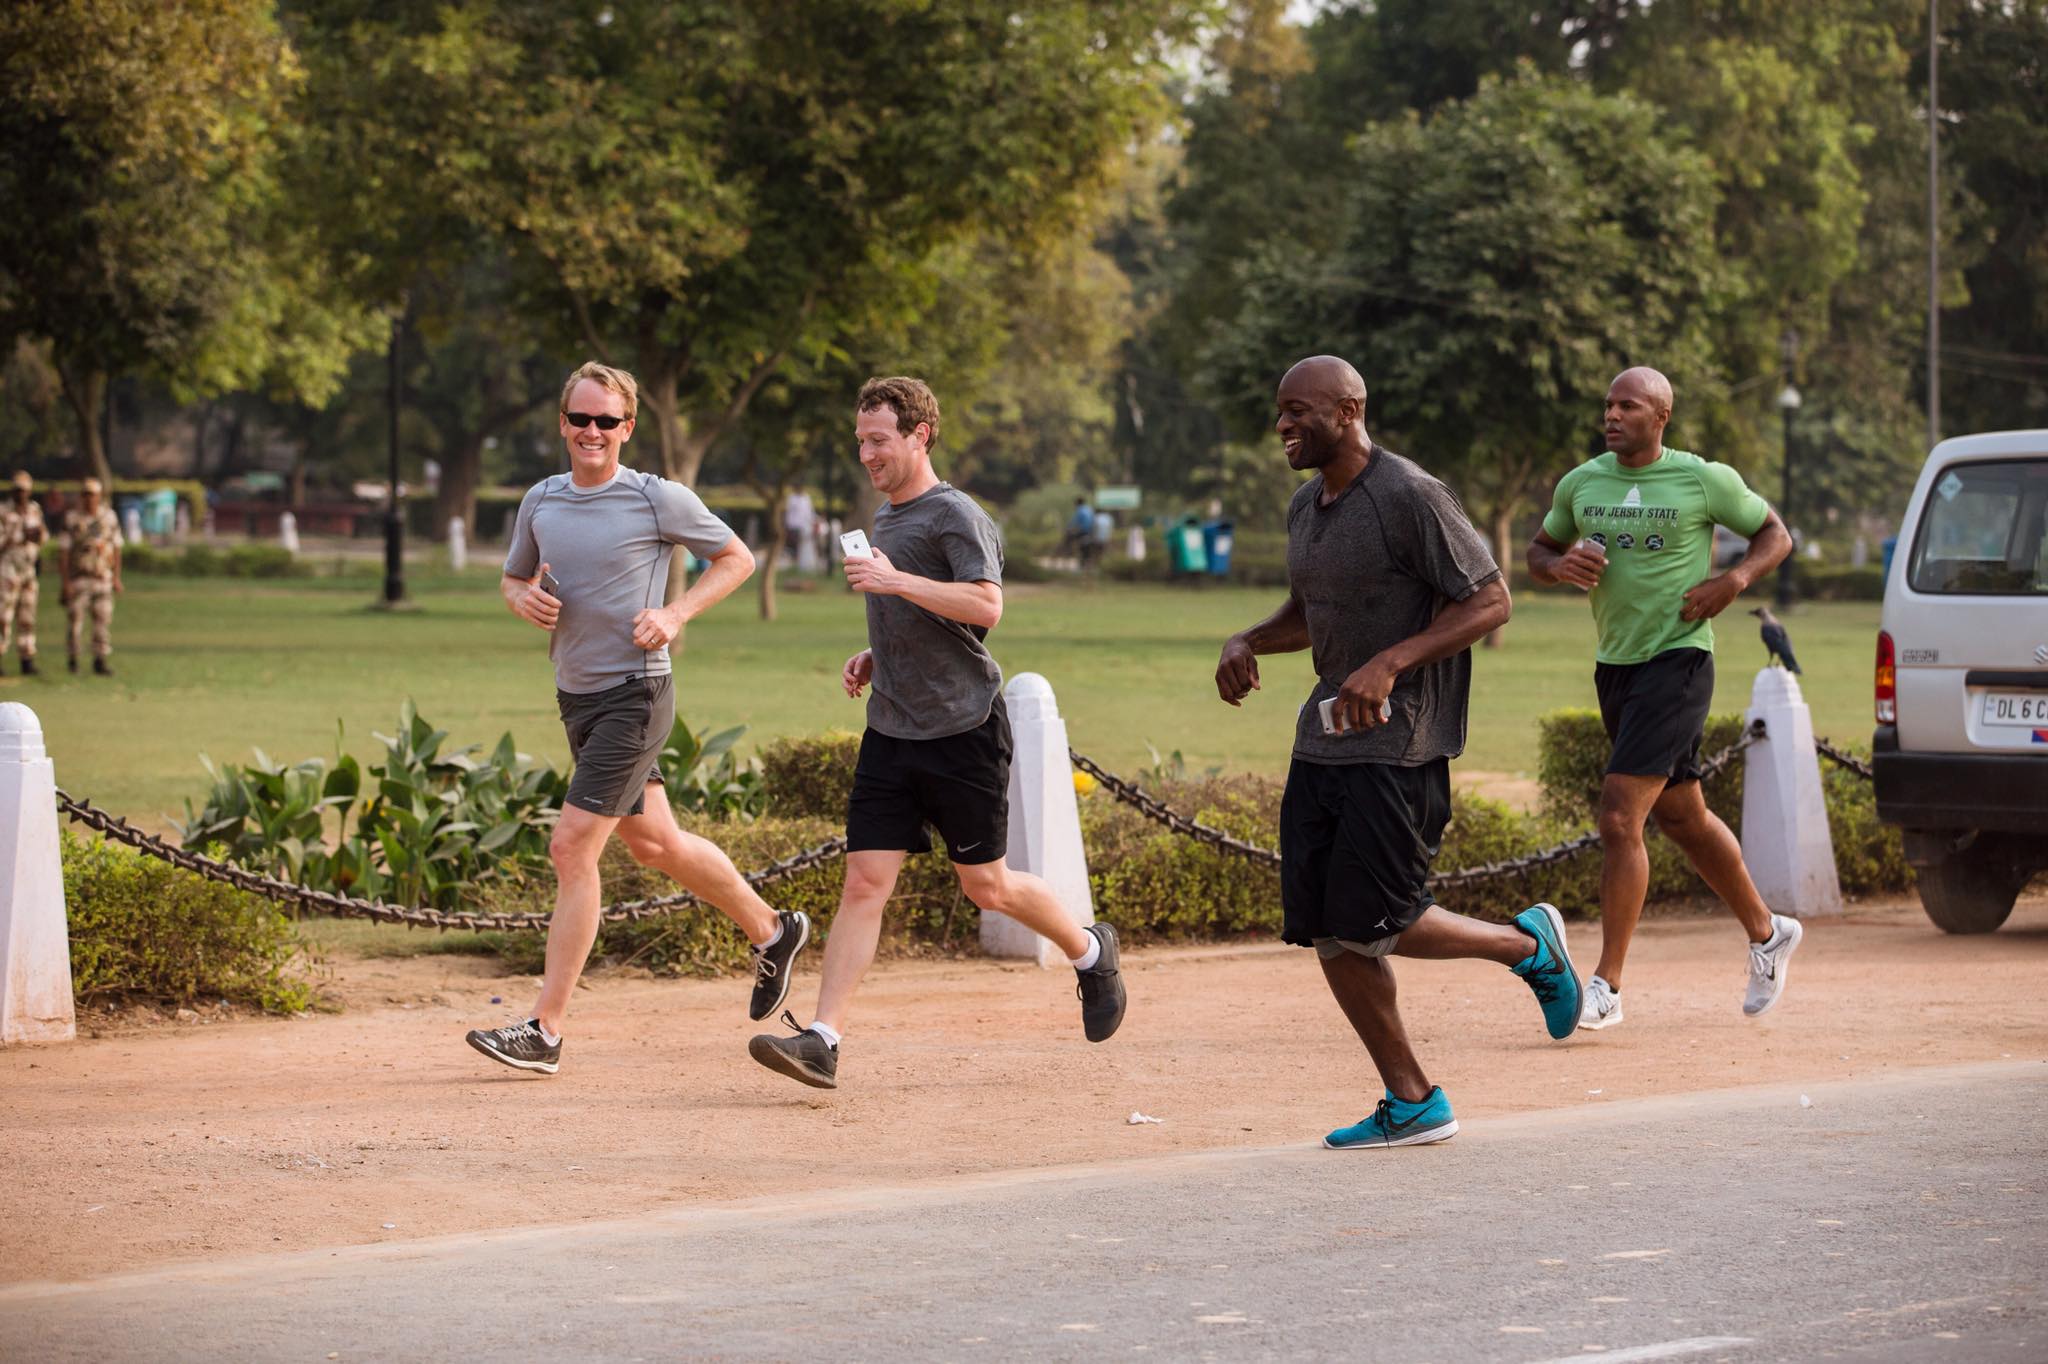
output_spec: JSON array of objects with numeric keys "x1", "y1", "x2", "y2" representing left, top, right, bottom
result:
[
  {"x1": 1319, "y1": 696, "x2": 1393, "y2": 735},
  {"x1": 840, "y1": 529, "x2": 873, "y2": 559},
  {"x1": 539, "y1": 569, "x2": 562, "y2": 598}
]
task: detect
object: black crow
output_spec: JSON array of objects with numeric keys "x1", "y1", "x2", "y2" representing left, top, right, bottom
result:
[{"x1": 1749, "y1": 606, "x2": 1801, "y2": 673}]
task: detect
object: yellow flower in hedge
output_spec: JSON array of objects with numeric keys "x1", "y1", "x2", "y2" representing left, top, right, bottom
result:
[{"x1": 1072, "y1": 768, "x2": 1098, "y2": 798}]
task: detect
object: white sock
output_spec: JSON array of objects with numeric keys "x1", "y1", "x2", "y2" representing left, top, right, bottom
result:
[
  {"x1": 1591, "y1": 975, "x2": 1616, "y2": 996},
  {"x1": 807, "y1": 1021, "x2": 841, "y2": 1049},
  {"x1": 536, "y1": 1020, "x2": 562, "y2": 1046},
  {"x1": 756, "y1": 919, "x2": 784, "y2": 951},
  {"x1": 1069, "y1": 932, "x2": 1102, "y2": 972}
]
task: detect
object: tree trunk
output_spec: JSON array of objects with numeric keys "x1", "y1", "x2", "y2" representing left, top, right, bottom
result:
[
  {"x1": 1484, "y1": 501, "x2": 1517, "y2": 649},
  {"x1": 433, "y1": 433, "x2": 485, "y2": 542},
  {"x1": 55, "y1": 361, "x2": 112, "y2": 485},
  {"x1": 749, "y1": 479, "x2": 795, "y2": 622}
]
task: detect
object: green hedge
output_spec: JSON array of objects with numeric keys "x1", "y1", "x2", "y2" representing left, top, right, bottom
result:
[
  {"x1": 115, "y1": 542, "x2": 314, "y2": 578},
  {"x1": 63, "y1": 831, "x2": 314, "y2": 1012}
]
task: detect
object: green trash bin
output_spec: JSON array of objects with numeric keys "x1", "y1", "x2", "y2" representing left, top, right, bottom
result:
[
  {"x1": 139, "y1": 488, "x2": 179, "y2": 536},
  {"x1": 1166, "y1": 518, "x2": 1209, "y2": 577}
]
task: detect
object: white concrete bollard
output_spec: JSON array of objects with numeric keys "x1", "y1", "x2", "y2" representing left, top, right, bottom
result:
[
  {"x1": 1740, "y1": 668, "x2": 1843, "y2": 919},
  {"x1": 985, "y1": 673, "x2": 1095, "y2": 967},
  {"x1": 1126, "y1": 524, "x2": 1146, "y2": 562},
  {"x1": 447, "y1": 516, "x2": 468, "y2": 572},
  {"x1": 0, "y1": 704, "x2": 75, "y2": 1043},
  {"x1": 278, "y1": 510, "x2": 300, "y2": 556}
]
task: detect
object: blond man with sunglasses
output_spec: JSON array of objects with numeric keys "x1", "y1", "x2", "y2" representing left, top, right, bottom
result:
[{"x1": 465, "y1": 361, "x2": 811, "y2": 1074}]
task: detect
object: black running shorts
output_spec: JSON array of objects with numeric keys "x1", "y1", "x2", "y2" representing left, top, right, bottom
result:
[
  {"x1": 1594, "y1": 646, "x2": 1715, "y2": 785},
  {"x1": 558, "y1": 675, "x2": 672, "y2": 817},
  {"x1": 846, "y1": 695, "x2": 1011, "y2": 865},
  {"x1": 1279, "y1": 756, "x2": 1451, "y2": 949}
]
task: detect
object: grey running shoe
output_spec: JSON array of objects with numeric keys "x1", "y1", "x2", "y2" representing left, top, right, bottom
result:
[
  {"x1": 1579, "y1": 974, "x2": 1624, "y2": 1031},
  {"x1": 1744, "y1": 913, "x2": 1803, "y2": 1017},
  {"x1": 466, "y1": 1019, "x2": 561, "y2": 1074},
  {"x1": 1076, "y1": 923, "x2": 1127, "y2": 1042},
  {"x1": 749, "y1": 1010, "x2": 839, "y2": 1089},
  {"x1": 748, "y1": 909, "x2": 811, "y2": 1021}
]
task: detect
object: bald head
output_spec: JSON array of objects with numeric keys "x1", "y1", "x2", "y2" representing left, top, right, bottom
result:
[
  {"x1": 1280, "y1": 355, "x2": 1367, "y2": 406},
  {"x1": 1603, "y1": 367, "x2": 1674, "y2": 462}
]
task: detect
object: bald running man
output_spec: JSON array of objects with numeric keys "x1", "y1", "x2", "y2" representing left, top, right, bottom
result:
[
  {"x1": 1528, "y1": 367, "x2": 1799, "y2": 1031},
  {"x1": 1215, "y1": 356, "x2": 1582, "y2": 1151}
]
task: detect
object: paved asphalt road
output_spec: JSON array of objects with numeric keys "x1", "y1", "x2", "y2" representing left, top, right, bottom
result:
[{"x1": 5, "y1": 1061, "x2": 2041, "y2": 1362}]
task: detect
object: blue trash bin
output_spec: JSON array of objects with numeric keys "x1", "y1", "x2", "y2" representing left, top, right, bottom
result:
[
  {"x1": 1201, "y1": 520, "x2": 1234, "y2": 577},
  {"x1": 140, "y1": 488, "x2": 178, "y2": 536},
  {"x1": 1166, "y1": 519, "x2": 1208, "y2": 576}
]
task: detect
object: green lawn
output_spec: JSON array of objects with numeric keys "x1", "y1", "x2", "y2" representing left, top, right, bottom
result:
[{"x1": 16, "y1": 567, "x2": 1880, "y2": 823}]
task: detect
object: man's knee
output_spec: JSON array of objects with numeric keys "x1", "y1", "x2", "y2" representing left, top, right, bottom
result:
[
  {"x1": 619, "y1": 828, "x2": 678, "y2": 868},
  {"x1": 1597, "y1": 803, "x2": 1646, "y2": 847},
  {"x1": 952, "y1": 862, "x2": 1007, "y2": 908},
  {"x1": 549, "y1": 821, "x2": 605, "y2": 870}
]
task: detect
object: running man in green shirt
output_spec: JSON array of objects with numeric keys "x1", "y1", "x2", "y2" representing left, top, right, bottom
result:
[{"x1": 1528, "y1": 367, "x2": 1801, "y2": 1031}]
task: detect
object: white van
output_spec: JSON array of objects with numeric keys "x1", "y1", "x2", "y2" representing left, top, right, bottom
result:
[{"x1": 1875, "y1": 430, "x2": 2048, "y2": 932}]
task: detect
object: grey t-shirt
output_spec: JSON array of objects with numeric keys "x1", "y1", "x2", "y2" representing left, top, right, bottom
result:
[
  {"x1": 865, "y1": 482, "x2": 1005, "y2": 740},
  {"x1": 504, "y1": 467, "x2": 734, "y2": 695},
  {"x1": 1286, "y1": 447, "x2": 1501, "y2": 766}
]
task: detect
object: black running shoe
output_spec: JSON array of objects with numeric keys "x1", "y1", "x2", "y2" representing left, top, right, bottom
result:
[
  {"x1": 1076, "y1": 923, "x2": 1127, "y2": 1043},
  {"x1": 465, "y1": 1019, "x2": 561, "y2": 1074},
  {"x1": 18, "y1": 655, "x2": 35, "y2": 676},
  {"x1": 93, "y1": 657, "x2": 112, "y2": 676},
  {"x1": 748, "y1": 909, "x2": 811, "y2": 1021},
  {"x1": 748, "y1": 1009, "x2": 838, "y2": 1089}
]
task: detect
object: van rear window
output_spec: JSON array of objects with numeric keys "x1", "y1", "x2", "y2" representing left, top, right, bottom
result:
[{"x1": 1908, "y1": 459, "x2": 2048, "y2": 594}]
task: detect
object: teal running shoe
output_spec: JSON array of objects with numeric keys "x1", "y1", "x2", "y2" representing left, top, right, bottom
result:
[
  {"x1": 1511, "y1": 902, "x2": 1583, "y2": 1040},
  {"x1": 1324, "y1": 1086, "x2": 1458, "y2": 1150}
]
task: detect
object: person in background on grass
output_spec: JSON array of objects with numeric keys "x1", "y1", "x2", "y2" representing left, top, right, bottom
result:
[
  {"x1": 1214, "y1": 354, "x2": 1582, "y2": 1152},
  {"x1": 0, "y1": 472, "x2": 46, "y2": 675},
  {"x1": 1526, "y1": 365, "x2": 1799, "y2": 1033},
  {"x1": 747, "y1": 375, "x2": 1126, "y2": 1091},
  {"x1": 62, "y1": 477, "x2": 120, "y2": 677},
  {"x1": 464, "y1": 361, "x2": 811, "y2": 1075}
]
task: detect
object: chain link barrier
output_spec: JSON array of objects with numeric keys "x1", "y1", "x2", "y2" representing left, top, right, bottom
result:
[
  {"x1": 54, "y1": 790, "x2": 845, "y2": 933},
  {"x1": 57, "y1": 715, "x2": 1872, "y2": 927},
  {"x1": 1071, "y1": 718, "x2": 1768, "y2": 890},
  {"x1": 1812, "y1": 736, "x2": 1876, "y2": 781}
]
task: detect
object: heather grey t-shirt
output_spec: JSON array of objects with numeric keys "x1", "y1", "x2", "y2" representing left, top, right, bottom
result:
[
  {"x1": 1287, "y1": 447, "x2": 1501, "y2": 766},
  {"x1": 865, "y1": 482, "x2": 1005, "y2": 740},
  {"x1": 504, "y1": 467, "x2": 734, "y2": 694}
]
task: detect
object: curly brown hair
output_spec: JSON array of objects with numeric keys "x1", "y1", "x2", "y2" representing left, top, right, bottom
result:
[{"x1": 856, "y1": 376, "x2": 940, "y2": 450}]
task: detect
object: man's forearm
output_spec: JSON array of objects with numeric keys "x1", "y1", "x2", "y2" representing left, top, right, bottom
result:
[
  {"x1": 894, "y1": 576, "x2": 1001, "y2": 630},
  {"x1": 1238, "y1": 596, "x2": 1310, "y2": 654},
  {"x1": 1376, "y1": 579, "x2": 1512, "y2": 674},
  {"x1": 674, "y1": 547, "x2": 753, "y2": 621},
  {"x1": 1527, "y1": 539, "x2": 1568, "y2": 586},
  {"x1": 1725, "y1": 515, "x2": 1792, "y2": 590}
]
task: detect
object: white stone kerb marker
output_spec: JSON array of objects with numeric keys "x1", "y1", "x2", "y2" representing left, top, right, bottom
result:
[
  {"x1": 1739, "y1": 667, "x2": 1844, "y2": 919},
  {"x1": 987, "y1": 673, "x2": 1097, "y2": 967},
  {"x1": 0, "y1": 702, "x2": 77, "y2": 1043}
]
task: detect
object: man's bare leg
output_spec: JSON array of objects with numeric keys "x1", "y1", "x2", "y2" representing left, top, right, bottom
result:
[
  {"x1": 615, "y1": 785, "x2": 778, "y2": 945},
  {"x1": 1649, "y1": 781, "x2": 1773, "y2": 942},
  {"x1": 1593, "y1": 772, "x2": 1670, "y2": 990},
  {"x1": 813, "y1": 850, "x2": 907, "y2": 1034},
  {"x1": 1319, "y1": 951, "x2": 1431, "y2": 1104},
  {"x1": 951, "y1": 858, "x2": 1092, "y2": 960},
  {"x1": 531, "y1": 803, "x2": 619, "y2": 1035},
  {"x1": 1391, "y1": 905, "x2": 1535, "y2": 967}
]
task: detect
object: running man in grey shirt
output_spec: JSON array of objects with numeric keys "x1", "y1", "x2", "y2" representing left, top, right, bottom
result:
[
  {"x1": 465, "y1": 362, "x2": 811, "y2": 1076},
  {"x1": 748, "y1": 376, "x2": 1126, "y2": 1090},
  {"x1": 1214, "y1": 355, "x2": 1580, "y2": 1150}
]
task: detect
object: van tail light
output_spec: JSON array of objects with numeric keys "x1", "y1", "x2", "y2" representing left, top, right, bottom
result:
[{"x1": 1875, "y1": 630, "x2": 1896, "y2": 724}]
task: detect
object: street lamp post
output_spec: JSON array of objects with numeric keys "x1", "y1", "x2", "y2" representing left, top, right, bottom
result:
[
  {"x1": 382, "y1": 311, "x2": 407, "y2": 608},
  {"x1": 1776, "y1": 379, "x2": 1802, "y2": 609}
]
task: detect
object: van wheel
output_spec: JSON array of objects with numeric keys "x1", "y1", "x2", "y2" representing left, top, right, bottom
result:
[{"x1": 1915, "y1": 841, "x2": 2025, "y2": 934}]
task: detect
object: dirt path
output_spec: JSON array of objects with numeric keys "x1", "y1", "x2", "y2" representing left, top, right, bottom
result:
[{"x1": 7, "y1": 894, "x2": 2047, "y2": 1285}]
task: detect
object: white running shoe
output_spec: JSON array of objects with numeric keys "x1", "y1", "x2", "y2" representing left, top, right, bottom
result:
[
  {"x1": 1578, "y1": 974, "x2": 1623, "y2": 1031},
  {"x1": 1744, "y1": 913, "x2": 1803, "y2": 1017}
]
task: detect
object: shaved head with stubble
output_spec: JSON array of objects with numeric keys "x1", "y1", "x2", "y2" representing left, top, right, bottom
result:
[
  {"x1": 1604, "y1": 366, "x2": 1675, "y2": 464},
  {"x1": 1276, "y1": 355, "x2": 1372, "y2": 475}
]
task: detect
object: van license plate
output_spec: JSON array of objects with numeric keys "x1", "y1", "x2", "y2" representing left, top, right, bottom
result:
[{"x1": 1982, "y1": 691, "x2": 2048, "y2": 726}]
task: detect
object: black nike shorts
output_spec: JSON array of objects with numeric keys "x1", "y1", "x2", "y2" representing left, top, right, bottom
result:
[
  {"x1": 1595, "y1": 646, "x2": 1715, "y2": 786},
  {"x1": 558, "y1": 675, "x2": 672, "y2": 818},
  {"x1": 845, "y1": 695, "x2": 1011, "y2": 865},
  {"x1": 1279, "y1": 756, "x2": 1450, "y2": 949}
]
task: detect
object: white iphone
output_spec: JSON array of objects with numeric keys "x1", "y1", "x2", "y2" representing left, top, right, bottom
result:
[
  {"x1": 1319, "y1": 696, "x2": 1394, "y2": 734},
  {"x1": 840, "y1": 529, "x2": 873, "y2": 560}
]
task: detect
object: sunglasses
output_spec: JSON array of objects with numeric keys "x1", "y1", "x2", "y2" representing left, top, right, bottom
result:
[{"x1": 564, "y1": 411, "x2": 628, "y2": 430}]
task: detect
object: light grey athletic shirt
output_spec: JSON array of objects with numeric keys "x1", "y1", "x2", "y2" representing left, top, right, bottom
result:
[
  {"x1": 1286, "y1": 447, "x2": 1501, "y2": 766},
  {"x1": 866, "y1": 482, "x2": 1005, "y2": 740},
  {"x1": 504, "y1": 467, "x2": 734, "y2": 695}
]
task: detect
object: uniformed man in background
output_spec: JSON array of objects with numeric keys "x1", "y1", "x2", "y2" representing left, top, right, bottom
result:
[
  {"x1": 0, "y1": 472, "x2": 46, "y2": 675},
  {"x1": 63, "y1": 477, "x2": 121, "y2": 676}
]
